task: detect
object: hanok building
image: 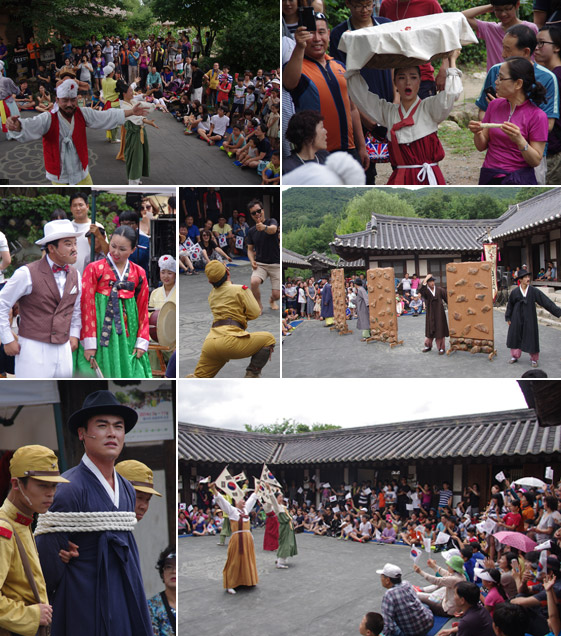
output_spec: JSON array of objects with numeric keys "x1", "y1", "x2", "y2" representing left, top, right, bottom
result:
[
  {"x1": 178, "y1": 408, "x2": 560, "y2": 509},
  {"x1": 282, "y1": 247, "x2": 365, "y2": 281},
  {"x1": 329, "y1": 189, "x2": 561, "y2": 288}
]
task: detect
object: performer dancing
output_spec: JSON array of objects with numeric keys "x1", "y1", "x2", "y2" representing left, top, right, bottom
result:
[
  {"x1": 5, "y1": 78, "x2": 149, "y2": 185},
  {"x1": 76, "y1": 225, "x2": 151, "y2": 378},
  {"x1": 346, "y1": 50, "x2": 462, "y2": 184},
  {"x1": 209, "y1": 482, "x2": 258, "y2": 595},
  {"x1": 506, "y1": 268, "x2": 561, "y2": 367},
  {"x1": 190, "y1": 261, "x2": 275, "y2": 378},
  {"x1": 263, "y1": 499, "x2": 279, "y2": 552},
  {"x1": 267, "y1": 488, "x2": 298, "y2": 569},
  {"x1": 0, "y1": 61, "x2": 20, "y2": 133}
]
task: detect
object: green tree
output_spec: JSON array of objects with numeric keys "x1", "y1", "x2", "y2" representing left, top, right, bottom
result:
[
  {"x1": 335, "y1": 189, "x2": 417, "y2": 235},
  {"x1": 245, "y1": 419, "x2": 341, "y2": 434},
  {"x1": 515, "y1": 187, "x2": 553, "y2": 203}
]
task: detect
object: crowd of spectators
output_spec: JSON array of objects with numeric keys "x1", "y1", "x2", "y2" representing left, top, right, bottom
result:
[{"x1": 182, "y1": 471, "x2": 561, "y2": 636}]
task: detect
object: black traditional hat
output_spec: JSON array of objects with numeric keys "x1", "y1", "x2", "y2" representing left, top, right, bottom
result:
[
  {"x1": 67, "y1": 390, "x2": 138, "y2": 436},
  {"x1": 515, "y1": 268, "x2": 532, "y2": 280}
]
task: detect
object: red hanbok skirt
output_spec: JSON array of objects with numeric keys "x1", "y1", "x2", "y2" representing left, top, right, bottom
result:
[
  {"x1": 263, "y1": 511, "x2": 279, "y2": 551},
  {"x1": 388, "y1": 131, "x2": 446, "y2": 185}
]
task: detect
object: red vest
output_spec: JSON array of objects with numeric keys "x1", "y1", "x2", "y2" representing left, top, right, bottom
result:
[{"x1": 42, "y1": 109, "x2": 88, "y2": 179}]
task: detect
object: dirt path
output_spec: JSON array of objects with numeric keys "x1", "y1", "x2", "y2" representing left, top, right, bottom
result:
[{"x1": 374, "y1": 71, "x2": 487, "y2": 185}]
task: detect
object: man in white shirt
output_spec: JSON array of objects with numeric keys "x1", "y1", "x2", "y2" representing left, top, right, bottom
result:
[
  {"x1": 69, "y1": 191, "x2": 101, "y2": 274},
  {"x1": 0, "y1": 230, "x2": 11, "y2": 287},
  {"x1": 197, "y1": 104, "x2": 230, "y2": 145},
  {"x1": 0, "y1": 219, "x2": 83, "y2": 377}
]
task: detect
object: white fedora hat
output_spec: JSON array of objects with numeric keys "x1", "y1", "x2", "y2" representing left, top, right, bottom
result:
[{"x1": 35, "y1": 219, "x2": 86, "y2": 246}]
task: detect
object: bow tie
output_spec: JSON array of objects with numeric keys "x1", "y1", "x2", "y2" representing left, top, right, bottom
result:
[{"x1": 52, "y1": 264, "x2": 70, "y2": 274}]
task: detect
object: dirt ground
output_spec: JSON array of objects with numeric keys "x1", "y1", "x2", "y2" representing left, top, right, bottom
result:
[{"x1": 374, "y1": 71, "x2": 487, "y2": 185}]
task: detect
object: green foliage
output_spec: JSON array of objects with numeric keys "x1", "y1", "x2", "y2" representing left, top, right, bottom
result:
[
  {"x1": 336, "y1": 189, "x2": 417, "y2": 235},
  {"x1": 515, "y1": 187, "x2": 553, "y2": 202},
  {"x1": 324, "y1": 0, "x2": 351, "y2": 29},
  {"x1": 438, "y1": 125, "x2": 476, "y2": 156},
  {"x1": 215, "y1": 4, "x2": 280, "y2": 74},
  {"x1": 245, "y1": 418, "x2": 341, "y2": 434},
  {"x1": 0, "y1": 192, "x2": 129, "y2": 247},
  {"x1": 283, "y1": 187, "x2": 370, "y2": 232},
  {"x1": 283, "y1": 214, "x2": 339, "y2": 257}
]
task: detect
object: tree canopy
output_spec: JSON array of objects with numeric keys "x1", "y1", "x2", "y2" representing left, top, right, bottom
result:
[{"x1": 245, "y1": 419, "x2": 341, "y2": 435}]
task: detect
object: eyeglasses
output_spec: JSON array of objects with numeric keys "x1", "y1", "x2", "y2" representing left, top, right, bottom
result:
[
  {"x1": 350, "y1": 2, "x2": 374, "y2": 10},
  {"x1": 496, "y1": 75, "x2": 514, "y2": 81},
  {"x1": 536, "y1": 40, "x2": 555, "y2": 47}
]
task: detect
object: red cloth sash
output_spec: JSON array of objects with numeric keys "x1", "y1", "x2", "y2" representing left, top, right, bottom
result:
[{"x1": 389, "y1": 98, "x2": 422, "y2": 184}]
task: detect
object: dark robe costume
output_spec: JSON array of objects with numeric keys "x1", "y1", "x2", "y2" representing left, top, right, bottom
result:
[
  {"x1": 505, "y1": 285, "x2": 561, "y2": 354},
  {"x1": 321, "y1": 283, "x2": 333, "y2": 319},
  {"x1": 419, "y1": 283, "x2": 449, "y2": 347},
  {"x1": 36, "y1": 460, "x2": 153, "y2": 636},
  {"x1": 355, "y1": 286, "x2": 370, "y2": 332}
]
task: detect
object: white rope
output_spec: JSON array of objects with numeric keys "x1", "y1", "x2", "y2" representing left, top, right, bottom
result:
[{"x1": 35, "y1": 511, "x2": 137, "y2": 535}]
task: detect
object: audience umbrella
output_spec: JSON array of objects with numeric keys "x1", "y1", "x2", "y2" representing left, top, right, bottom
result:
[
  {"x1": 493, "y1": 531, "x2": 537, "y2": 552},
  {"x1": 512, "y1": 477, "x2": 547, "y2": 488}
]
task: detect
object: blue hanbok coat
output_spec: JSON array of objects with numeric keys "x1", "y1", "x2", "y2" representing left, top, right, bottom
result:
[
  {"x1": 321, "y1": 283, "x2": 333, "y2": 319},
  {"x1": 36, "y1": 460, "x2": 153, "y2": 636}
]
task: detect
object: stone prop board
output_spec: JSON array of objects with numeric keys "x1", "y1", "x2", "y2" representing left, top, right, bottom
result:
[
  {"x1": 446, "y1": 262, "x2": 497, "y2": 361},
  {"x1": 365, "y1": 267, "x2": 403, "y2": 348},
  {"x1": 331, "y1": 268, "x2": 352, "y2": 335}
]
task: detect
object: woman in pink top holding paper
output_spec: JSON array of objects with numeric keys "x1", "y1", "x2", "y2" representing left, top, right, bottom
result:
[{"x1": 469, "y1": 56, "x2": 548, "y2": 184}]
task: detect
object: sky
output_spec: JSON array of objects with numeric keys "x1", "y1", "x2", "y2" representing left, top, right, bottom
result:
[{"x1": 178, "y1": 378, "x2": 529, "y2": 431}]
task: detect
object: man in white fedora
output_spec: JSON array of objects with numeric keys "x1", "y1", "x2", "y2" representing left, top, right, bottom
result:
[
  {"x1": 0, "y1": 219, "x2": 84, "y2": 377},
  {"x1": 4, "y1": 77, "x2": 149, "y2": 185}
]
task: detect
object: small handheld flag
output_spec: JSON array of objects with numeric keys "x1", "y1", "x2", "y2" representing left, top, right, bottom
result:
[{"x1": 410, "y1": 546, "x2": 422, "y2": 564}]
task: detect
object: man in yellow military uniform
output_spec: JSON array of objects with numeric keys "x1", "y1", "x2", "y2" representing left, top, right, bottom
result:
[
  {"x1": 115, "y1": 460, "x2": 162, "y2": 522},
  {"x1": 192, "y1": 260, "x2": 276, "y2": 377},
  {"x1": 0, "y1": 444, "x2": 69, "y2": 636}
]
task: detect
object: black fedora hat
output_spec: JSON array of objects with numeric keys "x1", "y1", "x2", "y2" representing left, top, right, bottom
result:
[
  {"x1": 67, "y1": 390, "x2": 138, "y2": 436},
  {"x1": 515, "y1": 268, "x2": 532, "y2": 280}
]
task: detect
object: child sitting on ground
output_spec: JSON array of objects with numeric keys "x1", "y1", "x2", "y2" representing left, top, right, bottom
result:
[
  {"x1": 221, "y1": 121, "x2": 245, "y2": 156},
  {"x1": 261, "y1": 150, "x2": 280, "y2": 185}
]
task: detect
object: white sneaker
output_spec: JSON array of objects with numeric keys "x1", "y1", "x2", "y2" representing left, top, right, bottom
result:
[
  {"x1": 276, "y1": 564, "x2": 288, "y2": 569},
  {"x1": 227, "y1": 588, "x2": 236, "y2": 594}
]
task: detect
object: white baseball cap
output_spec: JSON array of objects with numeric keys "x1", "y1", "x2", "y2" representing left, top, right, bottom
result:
[{"x1": 376, "y1": 563, "x2": 402, "y2": 577}]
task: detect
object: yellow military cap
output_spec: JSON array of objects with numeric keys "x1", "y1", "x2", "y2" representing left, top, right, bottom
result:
[
  {"x1": 10, "y1": 445, "x2": 70, "y2": 483},
  {"x1": 205, "y1": 260, "x2": 227, "y2": 283},
  {"x1": 115, "y1": 460, "x2": 162, "y2": 496}
]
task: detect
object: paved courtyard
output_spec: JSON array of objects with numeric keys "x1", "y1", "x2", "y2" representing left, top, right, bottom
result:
[
  {"x1": 282, "y1": 309, "x2": 561, "y2": 378},
  {"x1": 178, "y1": 258, "x2": 280, "y2": 377},
  {"x1": 0, "y1": 108, "x2": 260, "y2": 185},
  {"x1": 179, "y1": 529, "x2": 452, "y2": 636}
]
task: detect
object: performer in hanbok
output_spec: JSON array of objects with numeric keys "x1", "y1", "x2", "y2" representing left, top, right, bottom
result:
[
  {"x1": 76, "y1": 225, "x2": 151, "y2": 378},
  {"x1": 149, "y1": 255, "x2": 176, "y2": 309},
  {"x1": 0, "y1": 445, "x2": 69, "y2": 636},
  {"x1": 100, "y1": 63, "x2": 120, "y2": 143},
  {"x1": 0, "y1": 61, "x2": 20, "y2": 133},
  {"x1": 35, "y1": 390, "x2": 154, "y2": 636},
  {"x1": 5, "y1": 78, "x2": 149, "y2": 185},
  {"x1": 117, "y1": 81, "x2": 159, "y2": 185},
  {"x1": 209, "y1": 482, "x2": 259, "y2": 594},
  {"x1": 346, "y1": 50, "x2": 462, "y2": 185},
  {"x1": 267, "y1": 487, "x2": 298, "y2": 569},
  {"x1": 355, "y1": 278, "x2": 370, "y2": 341},
  {"x1": 0, "y1": 219, "x2": 83, "y2": 378},
  {"x1": 505, "y1": 268, "x2": 561, "y2": 367},
  {"x1": 321, "y1": 279, "x2": 334, "y2": 326},
  {"x1": 419, "y1": 274, "x2": 449, "y2": 354},
  {"x1": 263, "y1": 499, "x2": 279, "y2": 552}
]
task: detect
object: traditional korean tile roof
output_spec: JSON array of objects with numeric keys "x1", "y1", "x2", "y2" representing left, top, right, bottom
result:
[
  {"x1": 179, "y1": 408, "x2": 559, "y2": 466},
  {"x1": 282, "y1": 248, "x2": 311, "y2": 268},
  {"x1": 490, "y1": 190, "x2": 561, "y2": 239},
  {"x1": 331, "y1": 214, "x2": 498, "y2": 258}
]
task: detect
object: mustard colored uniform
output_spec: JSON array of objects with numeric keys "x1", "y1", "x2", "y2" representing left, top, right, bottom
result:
[
  {"x1": 194, "y1": 281, "x2": 276, "y2": 377},
  {"x1": 0, "y1": 499, "x2": 48, "y2": 636}
]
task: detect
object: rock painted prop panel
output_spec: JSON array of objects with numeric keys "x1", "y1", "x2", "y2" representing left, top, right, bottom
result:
[
  {"x1": 446, "y1": 262, "x2": 497, "y2": 360},
  {"x1": 366, "y1": 267, "x2": 403, "y2": 348},
  {"x1": 331, "y1": 268, "x2": 352, "y2": 335}
]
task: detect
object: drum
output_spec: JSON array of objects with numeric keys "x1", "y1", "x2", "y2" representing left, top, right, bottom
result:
[{"x1": 149, "y1": 300, "x2": 176, "y2": 349}]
